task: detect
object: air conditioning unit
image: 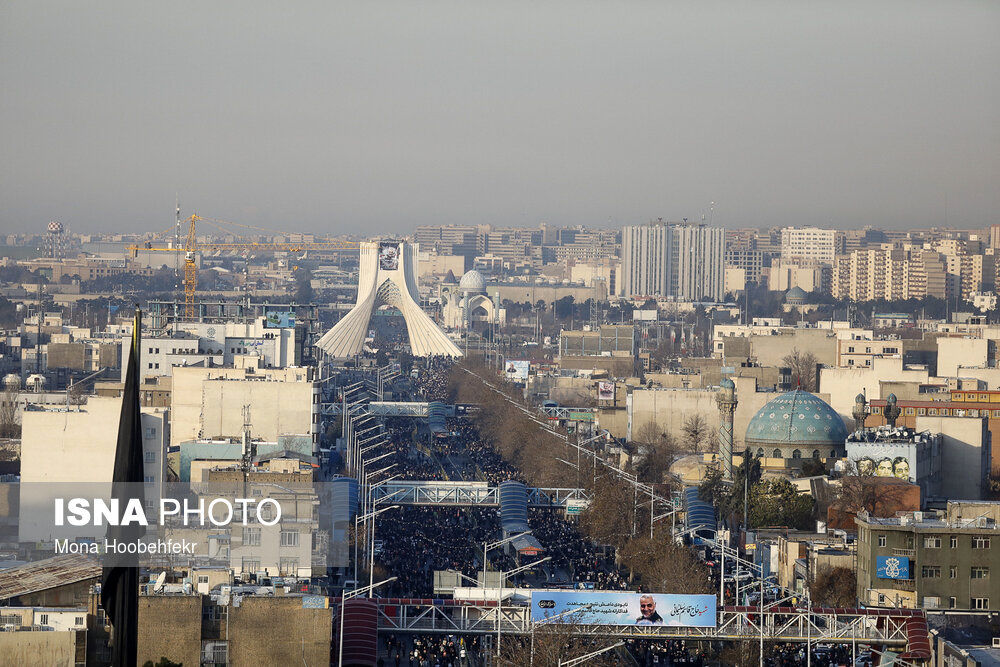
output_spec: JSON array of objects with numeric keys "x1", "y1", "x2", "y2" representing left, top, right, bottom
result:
[
  {"x1": 914, "y1": 512, "x2": 924, "y2": 522},
  {"x1": 976, "y1": 517, "x2": 988, "y2": 528}
]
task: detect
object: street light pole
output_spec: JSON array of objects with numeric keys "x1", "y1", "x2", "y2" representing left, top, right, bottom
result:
[
  {"x1": 496, "y1": 556, "x2": 550, "y2": 659},
  {"x1": 337, "y1": 576, "x2": 396, "y2": 667}
]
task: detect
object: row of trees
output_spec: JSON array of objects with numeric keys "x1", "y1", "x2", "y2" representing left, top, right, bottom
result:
[{"x1": 447, "y1": 361, "x2": 712, "y2": 596}]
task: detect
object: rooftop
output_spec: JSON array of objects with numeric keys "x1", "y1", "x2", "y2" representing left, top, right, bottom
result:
[
  {"x1": 847, "y1": 426, "x2": 935, "y2": 444},
  {"x1": 0, "y1": 554, "x2": 101, "y2": 601}
]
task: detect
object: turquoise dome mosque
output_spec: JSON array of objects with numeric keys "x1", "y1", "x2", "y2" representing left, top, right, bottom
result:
[{"x1": 744, "y1": 389, "x2": 848, "y2": 461}]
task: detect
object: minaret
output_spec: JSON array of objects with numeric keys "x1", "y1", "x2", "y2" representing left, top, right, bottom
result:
[
  {"x1": 852, "y1": 393, "x2": 868, "y2": 434},
  {"x1": 716, "y1": 378, "x2": 738, "y2": 480},
  {"x1": 884, "y1": 393, "x2": 901, "y2": 428}
]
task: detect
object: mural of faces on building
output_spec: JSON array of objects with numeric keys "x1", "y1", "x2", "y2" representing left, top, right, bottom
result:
[
  {"x1": 857, "y1": 458, "x2": 874, "y2": 475},
  {"x1": 858, "y1": 456, "x2": 911, "y2": 481}
]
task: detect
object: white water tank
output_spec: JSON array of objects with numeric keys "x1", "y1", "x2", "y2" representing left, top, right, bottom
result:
[
  {"x1": 26, "y1": 374, "x2": 46, "y2": 393},
  {"x1": 2, "y1": 374, "x2": 20, "y2": 391}
]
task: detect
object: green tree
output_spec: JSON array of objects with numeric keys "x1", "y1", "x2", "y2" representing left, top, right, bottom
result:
[
  {"x1": 749, "y1": 478, "x2": 814, "y2": 529},
  {"x1": 554, "y1": 295, "x2": 575, "y2": 320}
]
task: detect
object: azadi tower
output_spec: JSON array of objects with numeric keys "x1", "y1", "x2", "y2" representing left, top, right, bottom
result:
[{"x1": 316, "y1": 240, "x2": 462, "y2": 358}]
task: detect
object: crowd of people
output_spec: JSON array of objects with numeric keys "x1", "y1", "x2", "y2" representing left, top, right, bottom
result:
[
  {"x1": 625, "y1": 639, "x2": 707, "y2": 665},
  {"x1": 357, "y1": 359, "x2": 868, "y2": 665},
  {"x1": 378, "y1": 633, "x2": 484, "y2": 667},
  {"x1": 528, "y1": 507, "x2": 629, "y2": 591},
  {"x1": 365, "y1": 361, "x2": 631, "y2": 599}
]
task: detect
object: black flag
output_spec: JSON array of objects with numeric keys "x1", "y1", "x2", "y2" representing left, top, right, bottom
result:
[{"x1": 101, "y1": 309, "x2": 146, "y2": 667}]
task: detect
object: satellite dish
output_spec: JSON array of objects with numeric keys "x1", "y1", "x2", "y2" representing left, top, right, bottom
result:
[{"x1": 153, "y1": 571, "x2": 167, "y2": 592}]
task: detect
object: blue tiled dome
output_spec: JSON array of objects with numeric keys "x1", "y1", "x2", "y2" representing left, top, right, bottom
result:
[{"x1": 745, "y1": 390, "x2": 847, "y2": 447}]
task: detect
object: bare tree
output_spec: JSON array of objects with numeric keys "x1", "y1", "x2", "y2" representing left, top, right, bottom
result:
[
  {"x1": 0, "y1": 388, "x2": 20, "y2": 439},
  {"x1": 620, "y1": 534, "x2": 712, "y2": 595},
  {"x1": 782, "y1": 347, "x2": 819, "y2": 391},
  {"x1": 682, "y1": 414, "x2": 710, "y2": 453},
  {"x1": 633, "y1": 423, "x2": 679, "y2": 484},
  {"x1": 811, "y1": 565, "x2": 857, "y2": 607},
  {"x1": 834, "y1": 466, "x2": 913, "y2": 518}
]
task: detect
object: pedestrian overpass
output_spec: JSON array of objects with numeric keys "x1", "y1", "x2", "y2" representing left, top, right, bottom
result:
[
  {"x1": 371, "y1": 480, "x2": 591, "y2": 509},
  {"x1": 321, "y1": 401, "x2": 478, "y2": 418},
  {"x1": 366, "y1": 598, "x2": 930, "y2": 662}
]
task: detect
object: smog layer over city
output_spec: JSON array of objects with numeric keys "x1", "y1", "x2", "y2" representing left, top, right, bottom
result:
[{"x1": 0, "y1": 2, "x2": 997, "y2": 666}]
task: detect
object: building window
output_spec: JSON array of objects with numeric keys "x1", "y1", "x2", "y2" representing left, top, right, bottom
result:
[
  {"x1": 924, "y1": 537, "x2": 941, "y2": 549},
  {"x1": 757, "y1": 448, "x2": 764, "y2": 457},
  {"x1": 973, "y1": 537, "x2": 992, "y2": 549},
  {"x1": 905, "y1": 407, "x2": 915, "y2": 415},
  {"x1": 773, "y1": 449, "x2": 781, "y2": 459},
  {"x1": 921, "y1": 566, "x2": 941, "y2": 579},
  {"x1": 917, "y1": 408, "x2": 926, "y2": 416},
  {"x1": 950, "y1": 596, "x2": 957, "y2": 608},
  {"x1": 144, "y1": 427, "x2": 156, "y2": 439},
  {"x1": 792, "y1": 449, "x2": 801, "y2": 459},
  {"x1": 241, "y1": 558, "x2": 260, "y2": 573},
  {"x1": 929, "y1": 408, "x2": 938, "y2": 416},
  {"x1": 973, "y1": 598, "x2": 990, "y2": 610},
  {"x1": 972, "y1": 567, "x2": 990, "y2": 579},
  {"x1": 950, "y1": 566, "x2": 957, "y2": 579},
  {"x1": 951, "y1": 536, "x2": 958, "y2": 548},
  {"x1": 75, "y1": 616, "x2": 84, "y2": 626},
  {"x1": 143, "y1": 475, "x2": 153, "y2": 484},
  {"x1": 878, "y1": 535, "x2": 886, "y2": 547},
  {"x1": 279, "y1": 558, "x2": 299, "y2": 575},
  {"x1": 242, "y1": 527, "x2": 261, "y2": 547},
  {"x1": 198, "y1": 575, "x2": 210, "y2": 584},
  {"x1": 812, "y1": 450, "x2": 820, "y2": 459},
  {"x1": 144, "y1": 451, "x2": 156, "y2": 463},
  {"x1": 280, "y1": 530, "x2": 299, "y2": 547}
]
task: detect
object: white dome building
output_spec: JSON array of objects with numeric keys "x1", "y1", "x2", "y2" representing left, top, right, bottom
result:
[
  {"x1": 459, "y1": 269, "x2": 487, "y2": 294},
  {"x1": 441, "y1": 270, "x2": 504, "y2": 330}
]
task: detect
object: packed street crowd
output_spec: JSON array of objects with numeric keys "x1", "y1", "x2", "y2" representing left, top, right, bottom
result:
[{"x1": 360, "y1": 359, "x2": 874, "y2": 666}]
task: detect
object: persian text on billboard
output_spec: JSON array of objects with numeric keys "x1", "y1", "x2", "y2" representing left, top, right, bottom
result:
[
  {"x1": 876, "y1": 556, "x2": 911, "y2": 580},
  {"x1": 530, "y1": 591, "x2": 716, "y2": 627}
]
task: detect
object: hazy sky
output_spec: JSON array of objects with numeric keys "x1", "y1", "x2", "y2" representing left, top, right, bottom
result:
[{"x1": 1, "y1": 1, "x2": 997, "y2": 236}]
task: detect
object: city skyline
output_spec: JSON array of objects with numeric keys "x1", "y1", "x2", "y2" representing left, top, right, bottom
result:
[{"x1": 1, "y1": 1, "x2": 997, "y2": 236}]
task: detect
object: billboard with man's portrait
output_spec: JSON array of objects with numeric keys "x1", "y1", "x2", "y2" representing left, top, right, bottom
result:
[
  {"x1": 597, "y1": 381, "x2": 615, "y2": 401},
  {"x1": 530, "y1": 591, "x2": 716, "y2": 627},
  {"x1": 378, "y1": 241, "x2": 400, "y2": 271},
  {"x1": 505, "y1": 360, "x2": 530, "y2": 381}
]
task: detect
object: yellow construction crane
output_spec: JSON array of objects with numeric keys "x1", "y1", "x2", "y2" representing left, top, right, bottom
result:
[{"x1": 127, "y1": 214, "x2": 357, "y2": 320}]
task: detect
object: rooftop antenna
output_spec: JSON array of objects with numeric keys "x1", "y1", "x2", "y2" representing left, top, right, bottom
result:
[
  {"x1": 174, "y1": 195, "x2": 181, "y2": 278},
  {"x1": 240, "y1": 404, "x2": 256, "y2": 501}
]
